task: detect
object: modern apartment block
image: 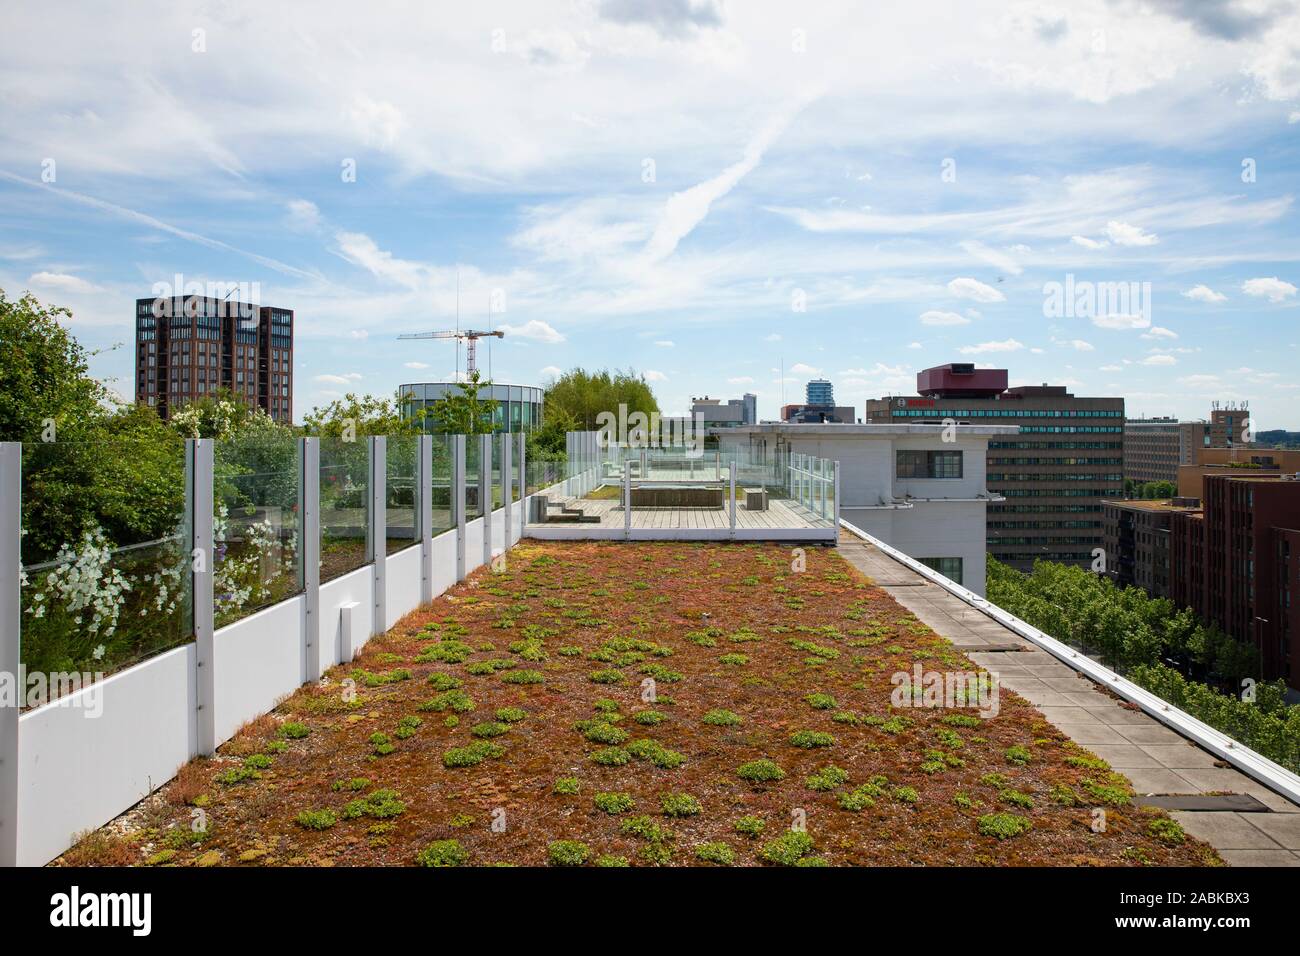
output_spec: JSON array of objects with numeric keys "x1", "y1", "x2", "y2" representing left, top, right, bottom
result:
[
  {"x1": 865, "y1": 363, "x2": 1125, "y2": 572},
  {"x1": 1125, "y1": 403, "x2": 1254, "y2": 485},
  {"x1": 690, "y1": 393, "x2": 757, "y2": 428},
  {"x1": 715, "y1": 421, "x2": 1018, "y2": 596},
  {"x1": 1100, "y1": 497, "x2": 1203, "y2": 597},
  {"x1": 1170, "y1": 474, "x2": 1300, "y2": 688},
  {"x1": 806, "y1": 379, "x2": 834, "y2": 405},
  {"x1": 134, "y1": 296, "x2": 294, "y2": 422}
]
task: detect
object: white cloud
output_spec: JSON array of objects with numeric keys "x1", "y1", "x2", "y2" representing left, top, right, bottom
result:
[
  {"x1": 1140, "y1": 354, "x2": 1176, "y2": 366},
  {"x1": 1070, "y1": 235, "x2": 1108, "y2": 249},
  {"x1": 764, "y1": 333, "x2": 782, "y2": 342},
  {"x1": 1092, "y1": 313, "x2": 1151, "y2": 330},
  {"x1": 27, "y1": 271, "x2": 102, "y2": 294},
  {"x1": 314, "y1": 372, "x2": 364, "y2": 385},
  {"x1": 348, "y1": 329, "x2": 369, "y2": 340},
  {"x1": 643, "y1": 369, "x2": 667, "y2": 382},
  {"x1": 1068, "y1": 339, "x2": 1094, "y2": 351},
  {"x1": 1141, "y1": 326, "x2": 1178, "y2": 340},
  {"x1": 539, "y1": 365, "x2": 563, "y2": 378},
  {"x1": 1099, "y1": 364, "x2": 1123, "y2": 372},
  {"x1": 947, "y1": 276, "x2": 1004, "y2": 303},
  {"x1": 1242, "y1": 277, "x2": 1297, "y2": 303},
  {"x1": 789, "y1": 362, "x2": 822, "y2": 375},
  {"x1": 727, "y1": 376, "x2": 754, "y2": 385},
  {"x1": 1104, "y1": 220, "x2": 1159, "y2": 246},
  {"x1": 958, "y1": 338, "x2": 1024, "y2": 355},
  {"x1": 500, "y1": 319, "x2": 565, "y2": 343},
  {"x1": 919, "y1": 310, "x2": 970, "y2": 326},
  {"x1": 403, "y1": 361, "x2": 430, "y2": 369},
  {"x1": 1183, "y1": 284, "x2": 1227, "y2": 303},
  {"x1": 907, "y1": 341, "x2": 922, "y2": 349},
  {"x1": 334, "y1": 231, "x2": 425, "y2": 289},
  {"x1": 285, "y1": 199, "x2": 321, "y2": 231},
  {"x1": 654, "y1": 339, "x2": 674, "y2": 347}
]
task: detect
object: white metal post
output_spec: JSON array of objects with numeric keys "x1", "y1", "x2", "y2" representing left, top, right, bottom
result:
[
  {"x1": 818, "y1": 458, "x2": 826, "y2": 518},
  {"x1": 516, "y1": 431, "x2": 526, "y2": 529},
  {"x1": 623, "y1": 467, "x2": 632, "y2": 539},
  {"x1": 419, "y1": 435, "x2": 433, "y2": 604},
  {"x1": 729, "y1": 461, "x2": 737, "y2": 538},
  {"x1": 370, "y1": 436, "x2": 386, "y2": 638},
  {"x1": 191, "y1": 438, "x2": 216, "y2": 756},
  {"x1": 0, "y1": 443, "x2": 21, "y2": 866},
  {"x1": 453, "y1": 435, "x2": 466, "y2": 580},
  {"x1": 833, "y1": 460, "x2": 841, "y2": 532},
  {"x1": 300, "y1": 438, "x2": 321, "y2": 679},
  {"x1": 501, "y1": 432, "x2": 512, "y2": 551},
  {"x1": 480, "y1": 433, "x2": 492, "y2": 570}
]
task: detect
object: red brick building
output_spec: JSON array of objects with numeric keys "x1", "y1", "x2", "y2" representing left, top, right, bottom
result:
[{"x1": 1170, "y1": 475, "x2": 1300, "y2": 688}]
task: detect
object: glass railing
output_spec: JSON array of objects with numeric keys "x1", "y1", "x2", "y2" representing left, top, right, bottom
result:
[
  {"x1": 19, "y1": 440, "x2": 192, "y2": 687},
  {"x1": 319, "y1": 437, "x2": 370, "y2": 582},
  {"x1": 214, "y1": 432, "x2": 303, "y2": 627},
  {"x1": 430, "y1": 434, "x2": 454, "y2": 536},
  {"x1": 385, "y1": 435, "x2": 419, "y2": 554}
]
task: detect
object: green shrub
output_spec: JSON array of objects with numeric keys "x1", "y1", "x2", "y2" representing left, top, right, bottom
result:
[
  {"x1": 495, "y1": 706, "x2": 527, "y2": 723},
  {"x1": 734, "y1": 815, "x2": 765, "y2": 838},
  {"x1": 1148, "y1": 817, "x2": 1186, "y2": 845},
  {"x1": 501, "y1": 669, "x2": 545, "y2": 684},
  {"x1": 1005, "y1": 745, "x2": 1032, "y2": 766},
  {"x1": 718, "y1": 653, "x2": 748, "y2": 666},
  {"x1": 589, "y1": 669, "x2": 625, "y2": 684},
  {"x1": 634, "y1": 709, "x2": 665, "y2": 725},
  {"x1": 789, "y1": 730, "x2": 835, "y2": 749},
  {"x1": 442, "y1": 740, "x2": 505, "y2": 768},
  {"x1": 416, "y1": 839, "x2": 467, "y2": 867},
  {"x1": 547, "y1": 840, "x2": 591, "y2": 866},
  {"x1": 660, "y1": 793, "x2": 702, "y2": 817},
  {"x1": 702, "y1": 709, "x2": 742, "y2": 726},
  {"x1": 804, "y1": 692, "x2": 837, "y2": 710},
  {"x1": 589, "y1": 746, "x2": 631, "y2": 766},
  {"x1": 295, "y1": 809, "x2": 337, "y2": 830},
  {"x1": 279, "y1": 721, "x2": 310, "y2": 739},
  {"x1": 696, "y1": 842, "x2": 735, "y2": 865},
  {"x1": 471, "y1": 721, "x2": 509, "y2": 738},
  {"x1": 593, "y1": 792, "x2": 636, "y2": 814},
  {"x1": 805, "y1": 765, "x2": 850, "y2": 791},
  {"x1": 978, "y1": 813, "x2": 1033, "y2": 840},
  {"x1": 760, "y1": 831, "x2": 816, "y2": 865},
  {"x1": 737, "y1": 759, "x2": 785, "y2": 782}
]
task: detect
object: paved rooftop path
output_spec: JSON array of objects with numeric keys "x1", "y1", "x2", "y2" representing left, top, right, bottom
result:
[{"x1": 839, "y1": 533, "x2": 1300, "y2": 867}]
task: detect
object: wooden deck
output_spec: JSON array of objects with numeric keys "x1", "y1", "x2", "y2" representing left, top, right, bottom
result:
[{"x1": 524, "y1": 495, "x2": 836, "y2": 542}]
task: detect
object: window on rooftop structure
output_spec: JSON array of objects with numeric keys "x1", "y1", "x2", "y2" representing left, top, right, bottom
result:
[{"x1": 896, "y1": 449, "x2": 963, "y2": 479}]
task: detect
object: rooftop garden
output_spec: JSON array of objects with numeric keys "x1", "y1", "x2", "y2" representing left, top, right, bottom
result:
[{"x1": 62, "y1": 541, "x2": 1216, "y2": 867}]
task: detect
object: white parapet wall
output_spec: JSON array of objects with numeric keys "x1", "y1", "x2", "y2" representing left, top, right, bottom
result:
[{"x1": 13, "y1": 498, "x2": 532, "y2": 867}]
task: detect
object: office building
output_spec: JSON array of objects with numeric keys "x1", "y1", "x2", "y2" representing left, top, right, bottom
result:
[
  {"x1": 780, "y1": 403, "x2": 857, "y2": 424},
  {"x1": 134, "y1": 295, "x2": 294, "y2": 422},
  {"x1": 399, "y1": 381, "x2": 544, "y2": 433},
  {"x1": 715, "y1": 421, "x2": 1018, "y2": 596},
  {"x1": 865, "y1": 363, "x2": 1125, "y2": 572},
  {"x1": 1170, "y1": 474, "x2": 1300, "y2": 688},
  {"x1": 690, "y1": 393, "x2": 758, "y2": 428},
  {"x1": 1125, "y1": 403, "x2": 1254, "y2": 485},
  {"x1": 1176, "y1": 447, "x2": 1300, "y2": 498}
]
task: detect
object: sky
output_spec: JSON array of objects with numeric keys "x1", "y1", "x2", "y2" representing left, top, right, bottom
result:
[{"x1": 1, "y1": 0, "x2": 1299, "y2": 426}]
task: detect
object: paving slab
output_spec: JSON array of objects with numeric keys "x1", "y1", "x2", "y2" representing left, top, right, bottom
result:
[{"x1": 1171, "y1": 811, "x2": 1286, "y2": 850}]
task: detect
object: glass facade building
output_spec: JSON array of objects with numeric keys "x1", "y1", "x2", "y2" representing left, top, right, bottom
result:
[{"x1": 398, "y1": 382, "x2": 544, "y2": 433}]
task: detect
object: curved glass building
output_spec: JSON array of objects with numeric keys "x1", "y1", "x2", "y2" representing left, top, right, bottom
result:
[{"x1": 398, "y1": 381, "x2": 545, "y2": 433}]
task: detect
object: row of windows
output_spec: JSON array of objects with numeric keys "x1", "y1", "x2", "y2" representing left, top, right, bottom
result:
[
  {"x1": 890, "y1": 408, "x2": 1120, "y2": 418},
  {"x1": 991, "y1": 504, "x2": 1104, "y2": 514},
  {"x1": 989, "y1": 536, "x2": 1101, "y2": 546},
  {"x1": 918, "y1": 557, "x2": 963, "y2": 585},
  {"x1": 989, "y1": 473, "x2": 1124, "y2": 482},
  {"x1": 989, "y1": 441, "x2": 1122, "y2": 450},
  {"x1": 996, "y1": 551, "x2": 1096, "y2": 562},
  {"x1": 988, "y1": 457, "x2": 1123, "y2": 466},
  {"x1": 989, "y1": 520, "x2": 1103, "y2": 529},
  {"x1": 896, "y1": 450, "x2": 963, "y2": 479},
  {"x1": 1002, "y1": 488, "x2": 1120, "y2": 497},
  {"x1": 1017, "y1": 426, "x2": 1124, "y2": 434}
]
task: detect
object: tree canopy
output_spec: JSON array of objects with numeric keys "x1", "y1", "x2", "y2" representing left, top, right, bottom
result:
[{"x1": 541, "y1": 368, "x2": 659, "y2": 432}]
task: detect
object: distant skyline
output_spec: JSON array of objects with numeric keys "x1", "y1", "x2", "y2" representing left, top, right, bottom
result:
[{"x1": 2, "y1": 1, "x2": 1299, "y2": 426}]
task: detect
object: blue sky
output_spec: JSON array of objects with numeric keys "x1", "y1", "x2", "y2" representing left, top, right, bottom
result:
[{"x1": 2, "y1": 0, "x2": 1299, "y2": 426}]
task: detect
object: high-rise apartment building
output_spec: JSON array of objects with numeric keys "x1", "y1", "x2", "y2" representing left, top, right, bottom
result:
[
  {"x1": 865, "y1": 363, "x2": 1124, "y2": 572},
  {"x1": 135, "y1": 295, "x2": 294, "y2": 423},
  {"x1": 806, "y1": 379, "x2": 834, "y2": 406},
  {"x1": 1170, "y1": 474, "x2": 1300, "y2": 688}
]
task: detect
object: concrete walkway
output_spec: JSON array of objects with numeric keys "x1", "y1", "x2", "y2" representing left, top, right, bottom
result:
[{"x1": 839, "y1": 534, "x2": 1300, "y2": 867}]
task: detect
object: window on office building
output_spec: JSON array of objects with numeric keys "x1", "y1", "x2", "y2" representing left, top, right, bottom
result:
[{"x1": 896, "y1": 450, "x2": 963, "y2": 479}]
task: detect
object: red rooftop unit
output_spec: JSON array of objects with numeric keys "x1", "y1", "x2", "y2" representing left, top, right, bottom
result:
[{"x1": 916, "y1": 363, "x2": 1008, "y2": 399}]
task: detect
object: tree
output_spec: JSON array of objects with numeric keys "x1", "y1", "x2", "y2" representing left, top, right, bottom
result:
[
  {"x1": 0, "y1": 290, "x2": 110, "y2": 443},
  {"x1": 541, "y1": 368, "x2": 659, "y2": 431},
  {"x1": 302, "y1": 391, "x2": 422, "y2": 438},
  {"x1": 527, "y1": 406, "x2": 576, "y2": 461},
  {"x1": 426, "y1": 373, "x2": 499, "y2": 435}
]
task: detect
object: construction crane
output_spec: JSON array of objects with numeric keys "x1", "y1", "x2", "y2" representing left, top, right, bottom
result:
[{"x1": 396, "y1": 329, "x2": 504, "y2": 377}]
